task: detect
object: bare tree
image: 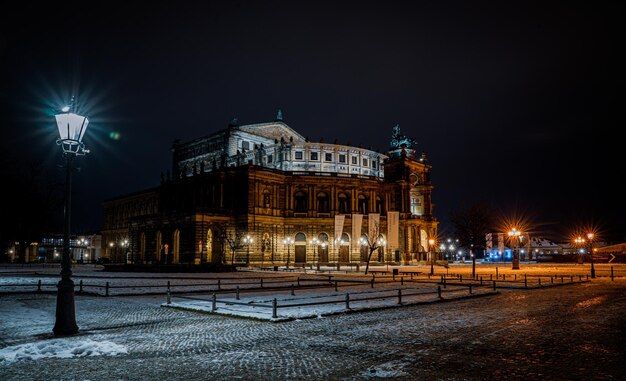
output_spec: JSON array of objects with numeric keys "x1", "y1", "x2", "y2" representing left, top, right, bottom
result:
[{"x1": 359, "y1": 221, "x2": 386, "y2": 275}]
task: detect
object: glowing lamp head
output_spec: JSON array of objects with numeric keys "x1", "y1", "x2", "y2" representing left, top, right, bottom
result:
[
  {"x1": 61, "y1": 106, "x2": 70, "y2": 112},
  {"x1": 55, "y1": 109, "x2": 89, "y2": 155}
]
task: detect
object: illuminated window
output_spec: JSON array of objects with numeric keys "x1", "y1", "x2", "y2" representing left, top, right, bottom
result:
[{"x1": 295, "y1": 151, "x2": 303, "y2": 160}]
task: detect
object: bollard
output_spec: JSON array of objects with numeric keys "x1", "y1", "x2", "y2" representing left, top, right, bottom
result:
[
  {"x1": 538, "y1": 278, "x2": 541, "y2": 286},
  {"x1": 167, "y1": 280, "x2": 170, "y2": 291},
  {"x1": 586, "y1": 274, "x2": 589, "y2": 281},
  {"x1": 106, "y1": 282, "x2": 109, "y2": 297},
  {"x1": 236, "y1": 286, "x2": 240, "y2": 300},
  {"x1": 291, "y1": 284, "x2": 295, "y2": 296},
  {"x1": 371, "y1": 277, "x2": 374, "y2": 288},
  {"x1": 503, "y1": 274, "x2": 506, "y2": 281},
  {"x1": 469, "y1": 283, "x2": 472, "y2": 294},
  {"x1": 398, "y1": 289, "x2": 402, "y2": 304},
  {"x1": 490, "y1": 274, "x2": 493, "y2": 281},
  {"x1": 460, "y1": 275, "x2": 463, "y2": 282},
  {"x1": 578, "y1": 275, "x2": 582, "y2": 282},
  {"x1": 297, "y1": 277, "x2": 300, "y2": 286},
  {"x1": 480, "y1": 276, "x2": 483, "y2": 286},
  {"x1": 561, "y1": 276, "x2": 564, "y2": 283},
  {"x1": 428, "y1": 273, "x2": 431, "y2": 280},
  {"x1": 212, "y1": 293, "x2": 217, "y2": 312},
  {"x1": 524, "y1": 274, "x2": 527, "y2": 288},
  {"x1": 401, "y1": 277, "x2": 404, "y2": 285},
  {"x1": 443, "y1": 277, "x2": 447, "y2": 289},
  {"x1": 260, "y1": 278, "x2": 263, "y2": 288},
  {"x1": 570, "y1": 276, "x2": 573, "y2": 282},
  {"x1": 37, "y1": 279, "x2": 42, "y2": 292},
  {"x1": 551, "y1": 276, "x2": 554, "y2": 284},
  {"x1": 272, "y1": 298, "x2": 277, "y2": 319},
  {"x1": 410, "y1": 273, "x2": 414, "y2": 280},
  {"x1": 167, "y1": 289, "x2": 171, "y2": 304},
  {"x1": 493, "y1": 280, "x2": 496, "y2": 291},
  {"x1": 438, "y1": 285, "x2": 442, "y2": 299},
  {"x1": 496, "y1": 267, "x2": 499, "y2": 279},
  {"x1": 611, "y1": 266, "x2": 614, "y2": 281},
  {"x1": 334, "y1": 280, "x2": 338, "y2": 292},
  {"x1": 346, "y1": 293, "x2": 350, "y2": 309},
  {"x1": 218, "y1": 279, "x2": 221, "y2": 290},
  {"x1": 79, "y1": 279, "x2": 83, "y2": 292}
]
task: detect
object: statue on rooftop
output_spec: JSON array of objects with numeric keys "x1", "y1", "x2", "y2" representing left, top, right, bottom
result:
[{"x1": 390, "y1": 124, "x2": 417, "y2": 149}]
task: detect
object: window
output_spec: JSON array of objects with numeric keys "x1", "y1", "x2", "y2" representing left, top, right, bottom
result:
[
  {"x1": 352, "y1": 156, "x2": 357, "y2": 165},
  {"x1": 338, "y1": 193, "x2": 350, "y2": 214},
  {"x1": 325, "y1": 153, "x2": 332, "y2": 162},
  {"x1": 242, "y1": 141, "x2": 250, "y2": 150},
  {"x1": 295, "y1": 151, "x2": 303, "y2": 160},
  {"x1": 317, "y1": 192, "x2": 329, "y2": 213},
  {"x1": 358, "y1": 194, "x2": 368, "y2": 214},
  {"x1": 310, "y1": 152, "x2": 318, "y2": 161},
  {"x1": 267, "y1": 154, "x2": 273, "y2": 163},
  {"x1": 339, "y1": 154, "x2": 346, "y2": 163},
  {"x1": 294, "y1": 191, "x2": 308, "y2": 213},
  {"x1": 372, "y1": 161, "x2": 377, "y2": 169},
  {"x1": 363, "y1": 158, "x2": 368, "y2": 167}
]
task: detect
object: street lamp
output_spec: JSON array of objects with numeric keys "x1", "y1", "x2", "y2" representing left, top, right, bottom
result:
[
  {"x1": 53, "y1": 102, "x2": 89, "y2": 336},
  {"x1": 508, "y1": 228, "x2": 521, "y2": 270},
  {"x1": 283, "y1": 237, "x2": 294, "y2": 269},
  {"x1": 429, "y1": 238, "x2": 435, "y2": 276},
  {"x1": 310, "y1": 237, "x2": 319, "y2": 269},
  {"x1": 575, "y1": 236, "x2": 586, "y2": 265},
  {"x1": 587, "y1": 233, "x2": 595, "y2": 278},
  {"x1": 243, "y1": 234, "x2": 253, "y2": 265},
  {"x1": 122, "y1": 239, "x2": 129, "y2": 263}
]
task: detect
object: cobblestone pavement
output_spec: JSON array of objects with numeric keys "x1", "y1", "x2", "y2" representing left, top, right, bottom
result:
[{"x1": 1, "y1": 277, "x2": 625, "y2": 380}]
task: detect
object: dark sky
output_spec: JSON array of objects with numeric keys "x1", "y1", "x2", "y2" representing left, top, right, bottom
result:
[{"x1": 1, "y1": 1, "x2": 623, "y2": 242}]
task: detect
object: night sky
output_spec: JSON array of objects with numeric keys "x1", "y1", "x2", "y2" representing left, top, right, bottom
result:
[{"x1": 1, "y1": 1, "x2": 623, "y2": 242}]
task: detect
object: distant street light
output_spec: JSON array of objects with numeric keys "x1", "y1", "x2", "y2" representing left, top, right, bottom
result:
[
  {"x1": 508, "y1": 228, "x2": 521, "y2": 270},
  {"x1": 243, "y1": 234, "x2": 253, "y2": 265},
  {"x1": 575, "y1": 236, "x2": 586, "y2": 265},
  {"x1": 429, "y1": 238, "x2": 435, "y2": 276},
  {"x1": 587, "y1": 233, "x2": 595, "y2": 278},
  {"x1": 53, "y1": 102, "x2": 90, "y2": 336},
  {"x1": 283, "y1": 237, "x2": 294, "y2": 269}
]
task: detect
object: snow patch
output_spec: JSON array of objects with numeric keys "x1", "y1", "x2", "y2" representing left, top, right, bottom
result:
[
  {"x1": 361, "y1": 360, "x2": 409, "y2": 378},
  {"x1": 0, "y1": 338, "x2": 128, "y2": 363}
]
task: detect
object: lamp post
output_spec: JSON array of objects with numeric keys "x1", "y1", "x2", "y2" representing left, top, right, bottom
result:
[
  {"x1": 310, "y1": 237, "x2": 319, "y2": 269},
  {"x1": 587, "y1": 233, "x2": 595, "y2": 278},
  {"x1": 53, "y1": 103, "x2": 89, "y2": 336},
  {"x1": 243, "y1": 234, "x2": 253, "y2": 265},
  {"x1": 283, "y1": 237, "x2": 294, "y2": 269},
  {"x1": 508, "y1": 228, "x2": 521, "y2": 270},
  {"x1": 428, "y1": 238, "x2": 435, "y2": 276},
  {"x1": 575, "y1": 236, "x2": 585, "y2": 265},
  {"x1": 122, "y1": 239, "x2": 129, "y2": 264}
]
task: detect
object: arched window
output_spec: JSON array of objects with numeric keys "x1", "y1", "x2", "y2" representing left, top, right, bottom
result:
[
  {"x1": 263, "y1": 189, "x2": 271, "y2": 208},
  {"x1": 317, "y1": 192, "x2": 329, "y2": 213},
  {"x1": 295, "y1": 232, "x2": 307, "y2": 243},
  {"x1": 338, "y1": 192, "x2": 350, "y2": 214},
  {"x1": 358, "y1": 194, "x2": 368, "y2": 214},
  {"x1": 294, "y1": 191, "x2": 308, "y2": 213},
  {"x1": 376, "y1": 196, "x2": 385, "y2": 215}
]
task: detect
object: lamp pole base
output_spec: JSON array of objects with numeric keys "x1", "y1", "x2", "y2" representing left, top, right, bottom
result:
[{"x1": 53, "y1": 278, "x2": 78, "y2": 336}]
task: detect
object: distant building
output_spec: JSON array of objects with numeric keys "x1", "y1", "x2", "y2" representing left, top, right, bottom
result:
[
  {"x1": 102, "y1": 113, "x2": 438, "y2": 265},
  {"x1": 6, "y1": 233, "x2": 102, "y2": 263}
]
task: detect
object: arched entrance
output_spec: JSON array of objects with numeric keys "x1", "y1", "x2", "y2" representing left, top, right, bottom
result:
[
  {"x1": 318, "y1": 233, "x2": 329, "y2": 262},
  {"x1": 294, "y1": 232, "x2": 307, "y2": 264},
  {"x1": 339, "y1": 232, "x2": 350, "y2": 263}
]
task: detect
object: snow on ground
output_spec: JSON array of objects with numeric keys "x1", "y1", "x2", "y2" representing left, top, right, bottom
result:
[
  {"x1": 163, "y1": 284, "x2": 495, "y2": 321},
  {"x1": 0, "y1": 338, "x2": 127, "y2": 363}
]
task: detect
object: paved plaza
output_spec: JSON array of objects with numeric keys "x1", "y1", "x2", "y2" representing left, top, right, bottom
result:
[{"x1": 1, "y1": 264, "x2": 625, "y2": 380}]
